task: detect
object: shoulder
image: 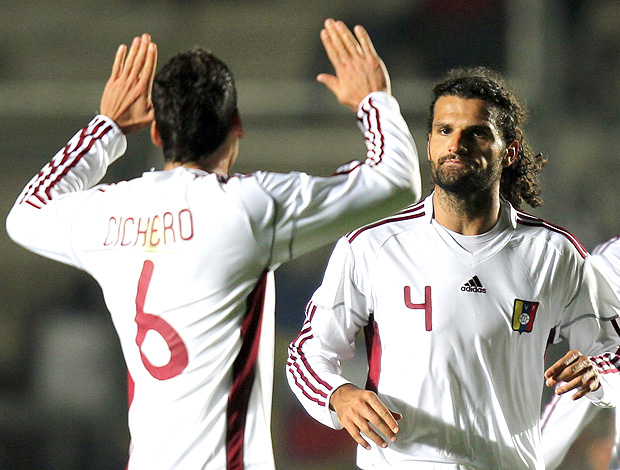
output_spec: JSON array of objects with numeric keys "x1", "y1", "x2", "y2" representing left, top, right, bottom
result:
[
  {"x1": 346, "y1": 199, "x2": 427, "y2": 247},
  {"x1": 512, "y1": 208, "x2": 588, "y2": 260}
]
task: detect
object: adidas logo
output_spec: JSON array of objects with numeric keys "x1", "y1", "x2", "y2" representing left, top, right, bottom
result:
[{"x1": 461, "y1": 276, "x2": 486, "y2": 293}]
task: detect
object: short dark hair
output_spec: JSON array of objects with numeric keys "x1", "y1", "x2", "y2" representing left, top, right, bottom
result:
[
  {"x1": 152, "y1": 48, "x2": 238, "y2": 164},
  {"x1": 428, "y1": 67, "x2": 546, "y2": 209}
]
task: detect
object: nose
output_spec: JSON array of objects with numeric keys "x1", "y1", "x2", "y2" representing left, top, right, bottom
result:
[{"x1": 448, "y1": 132, "x2": 467, "y2": 155}]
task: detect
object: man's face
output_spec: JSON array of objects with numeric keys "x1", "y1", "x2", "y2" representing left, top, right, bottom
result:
[{"x1": 428, "y1": 96, "x2": 515, "y2": 196}]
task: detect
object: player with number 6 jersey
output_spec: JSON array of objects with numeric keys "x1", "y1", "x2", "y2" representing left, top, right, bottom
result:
[{"x1": 6, "y1": 23, "x2": 421, "y2": 470}]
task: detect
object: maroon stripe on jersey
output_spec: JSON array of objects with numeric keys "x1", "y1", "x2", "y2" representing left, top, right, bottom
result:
[
  {"x1": 515, "y1": 211, "x2": 588, "y2": 259},
  {"x1": 22, "y1": 121, "x2": 98, "y2": 201},
  {"x1": 20, "y1": 119, "x2": 111, "y2": 207},
  {"x1": 366, "y1": 97, "x2": 384, "y2": 165},
  {"x1": 591, "y1": 353, "x2": 620, "y2": 374},
  {"x1": 364, "y1": 315, "x2": 381, "y2": 393},
  {"x1": 292, "y1": 330, "x2": 333, "y2": 391},
  {"x1": 226, "y1": 271, "x2": 268, "y2": 470},
  {"x1": 347, "y1": 210, "x2": 425, "y2": 244},
  {"x1": 45, "y1": 124, "x2": 113, "y2": 199},
  {"x1": 330, "y1": 161, "x2": 363, "y2": 177},
  {"x1": 286, "y1": 358, "x2": 328, "y2": 405},
  {"x1": 358, "y1": 97, "x2": 384, "y2": 166},
  {"x1": 286, "y1": 356, "x2": 328, "y2": 398},
  {"x1": 127, "y1": 370, "x2": 135, "y2": 409}
]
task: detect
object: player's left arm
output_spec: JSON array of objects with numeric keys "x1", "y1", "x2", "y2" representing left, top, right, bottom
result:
[
  {"x1": 6, "y1": 34, "x2": 157, "y2": 265},
  {"x1": 547, "y1": 253, "x2": 620, "y2": 405}
]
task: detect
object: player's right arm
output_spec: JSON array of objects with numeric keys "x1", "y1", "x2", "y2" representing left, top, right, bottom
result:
[
  {"x1": 286, "y1": 238, "x2": 400, "y2": 450},
  {"x1": 6, "y1": 35, "x2": 157, "y2": 265},
  {"x1": 249, "y1": 20, "x2": 421, "y2": 265}
]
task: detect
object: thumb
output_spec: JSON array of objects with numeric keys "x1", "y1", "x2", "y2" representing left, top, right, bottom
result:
[{"x1": 317, "y1": 73, "x2": 338, "y2": 93}]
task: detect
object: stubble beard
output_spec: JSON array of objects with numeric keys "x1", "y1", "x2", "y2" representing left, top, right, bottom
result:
[{"x1": 430, "y1": 155, "x2": 502, "y2": 198}]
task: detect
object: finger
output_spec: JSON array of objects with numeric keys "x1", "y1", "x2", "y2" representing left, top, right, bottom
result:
[
  {"x1": 545, "y1": 350, "x2": 580, "y2": 379},
  {"x1": 369, "y1": 401, "x2": 400, "y2": 436},
  {"x1": 145, "y1": 42, "x2": 158, "y2": 106},
  {"x1": 122, "y1": 36, "x2": 142, "y2": 78},
  {"x1": 316, "y1": 73, "x2": 338, "y2": 91},
  {"x1": 554, "y1": 358, "x2": 591, "y2": 384},
  {"x1": 354, "y1": 25, "x2": 379, "y2": 58},
  {"x1": 324, "y1": 19, "x2": 349, "y2": 61},
  {"x1": 320, "y1": 27, "x2": 341, "y2": 69},
  {"x1": 354, "y1": 417, "x2": 389, "y2": 449},
  {"x1": 138, "y1": 41, "x2": 158, "y2": 97},
  {"x1": 571, "y1": 378, "x2": 599, "y2": 400},
  {"x1": 344, "y1": 423, "x2": 372, "y2": 450},
  {"x1": 555, "y1": 367, "x2": 598, "y2": 395},
  {"x1": 334, "y1": 20, "x2": 363, "y2": 57},
  {"x1": 110, "y1": 44, "x2": 127, "y2": 80},
  {"x1": 129, "y1": 34, "x2": 152, "y2": 82}
]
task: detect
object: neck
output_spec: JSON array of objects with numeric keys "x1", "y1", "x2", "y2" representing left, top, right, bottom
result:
[
  {"x1": 163, "y1": 136, "x2": 238, "y2": 176},
  {"x1": 432, "y1": 187, "x2": 502, "y2": 235},
  {"x1": 164, "y1": 158, "x2": 229, "y2": 175}
]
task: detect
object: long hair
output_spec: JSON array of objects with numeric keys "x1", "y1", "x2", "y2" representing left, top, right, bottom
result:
[
  {"x1": 152, "y1": 48, "x2": 238, "y2": 164},
  {"x1": 428, "y1": 67, "x2": 546, "y2": 209}
]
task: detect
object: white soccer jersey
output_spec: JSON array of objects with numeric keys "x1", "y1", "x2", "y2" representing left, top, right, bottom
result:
[
  {"x1": 287, "y1": 194, "x2": 620, "y2": 470},
  {"x1": 541, "y1": 235, "x2": 620, "y2": 470},
  {"x1": 6, "y1": 92, "x2": 421, "y2": 470}
]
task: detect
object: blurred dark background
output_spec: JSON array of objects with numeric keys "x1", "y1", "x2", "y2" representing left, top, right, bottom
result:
[{"x1": 1, "y1": 0, "x2": 619, "y2": 469}]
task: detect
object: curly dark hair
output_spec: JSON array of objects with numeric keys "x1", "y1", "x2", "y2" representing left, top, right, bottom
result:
[
  {"x1": 428, "y1": 67, "x2": 546, "y2": 209},
  {"x1": 152, "y1": 48, "x2": 238, "y2": 164}
]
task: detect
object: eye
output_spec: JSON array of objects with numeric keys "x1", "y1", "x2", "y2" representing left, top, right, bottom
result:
[
  {"x1": 437, "y1": 127, "x2": 451, "y2": 136},
  {"x1": 472, "y1": 128, "x2": 492, "y2": 139}
]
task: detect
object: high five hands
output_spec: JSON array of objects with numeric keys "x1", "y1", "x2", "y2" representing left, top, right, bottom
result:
[
  {"x1": 100, "y1": 33, "x2": 158, "y2": 135},
  {"x1": 318, "y1": 19, "x2": 390, "y2": 112}
]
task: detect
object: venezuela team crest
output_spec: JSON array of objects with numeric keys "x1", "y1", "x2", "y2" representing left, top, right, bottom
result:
[{"x1": 512, "y1": 299, "x2": 539, "y2": 333}]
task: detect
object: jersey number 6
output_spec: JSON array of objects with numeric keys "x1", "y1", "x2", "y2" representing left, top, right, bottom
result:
[{"x1": 135, "y1": 260, "x2": 189, "y2": 380}]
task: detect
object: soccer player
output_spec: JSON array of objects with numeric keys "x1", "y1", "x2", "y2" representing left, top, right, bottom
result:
[
  {"x1": 541, "y1": 236, "x2": 620, "y2": 470},
  {"x1": 6, "y1": 20, "x2": 422, "y2": 470},
  {"x1": 286, "y1": 67, "x2": 620, "y2": 470}
]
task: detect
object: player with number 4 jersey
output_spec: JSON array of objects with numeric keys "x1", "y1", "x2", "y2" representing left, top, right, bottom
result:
[
  {"x1": 6, "y1": 23, "x2": 421, "y2": 470},
  {"x1": 288, "y1": 195, "x2": 620, "y2": 469},
  {"x1": 286, "y1": 67, "x2": 620, "y2": 470}
]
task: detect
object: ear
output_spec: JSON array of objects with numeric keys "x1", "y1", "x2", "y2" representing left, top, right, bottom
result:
[
  {"x1": 150, "y1": 121, "x2": 163, "y2": 148},
  {"x1": 503, "y1": 140, "x2": 519, "y2": 167},
  {"x1": 230, "y1": 110, "x2": 245, "y2": 139},
  {"x1": 427, "y1": 136, "x2": 432, "y2": 161}
]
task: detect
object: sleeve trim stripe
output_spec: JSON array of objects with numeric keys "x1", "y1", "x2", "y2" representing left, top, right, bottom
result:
[
  {"x1": 286, "y1": 365, "x2": 327, "y2": 406},
  {"x1": 515, "y1": 210, "x2": 588, "y2": 259},
  {"x1": 359, "y1": 96, "x2": 384, "y2": 167},
  {"x1": 347, "y1": 210, "x2": 425, "y2": 243},
  {"x1": 19, "y1": 118, "x2": 112, "y2": 207},
  {"x1": 285, "y1": 357, "x2": 328, "y2": 399}
]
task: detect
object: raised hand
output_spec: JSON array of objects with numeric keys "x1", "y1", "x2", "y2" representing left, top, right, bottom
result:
[
  {"x1": 545, "y1": 349, "x2": 600, "y2": 400},
  {"x1": 317, "y1": 19, "x2": 390, "y2": 112},
  {"x1": 100, "y1": 33, "x2": 158, "y2": 135},
  {"x1": 330, "y1": 383, "x2": 401, "y2": 450}
]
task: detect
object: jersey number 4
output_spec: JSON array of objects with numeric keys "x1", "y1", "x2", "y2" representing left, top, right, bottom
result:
[
  {"x1": 404, "y1": 286, "x2": 432, "y2": 331},
  {"x1": 135, "y1": 260, "x2": 189, "y2": 380}
]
